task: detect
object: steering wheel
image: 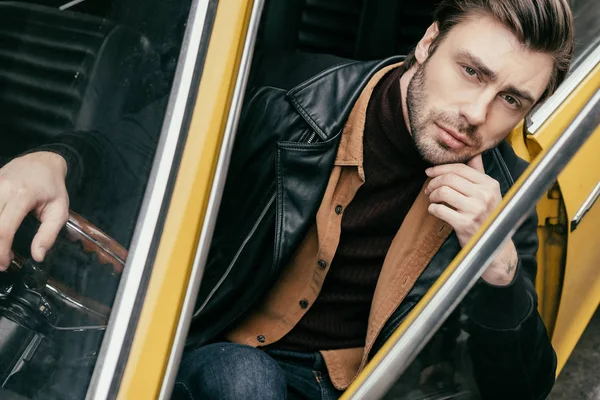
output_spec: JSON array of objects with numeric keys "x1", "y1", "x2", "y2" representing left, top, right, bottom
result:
[
  {"x1": 10, "y1": 210, "x2": 127, "y2": 273},
  {"x1": 61, "y1": 211, "x2": 128, "y2": 274},
  {"x1": 3, "y1": 212, "x2": 128, "y2": 332},
  {"x1": 0, "y1": 213, "x2": 129, "y2": 397}
]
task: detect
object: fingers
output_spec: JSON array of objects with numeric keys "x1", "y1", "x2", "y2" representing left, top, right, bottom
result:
[
  {"x1": 425, "y1": 162, "x2": 486, "y2": 184},
  {"x1": 428, "y1": 185, "x2": 476, "y2": 212},
  {"x1": 424, "y1": 173, "x2": 477, "y2": 197},
  {"x1": 31, "y1": 202, "x2": 68, "y2": 262},
  {"x1": 0, "y1": 152, "x2": 69, "y2": 269},
  {"x1": 427, "y1": 202, "x2": 466, "y2": 230},
  {"x1": 467, "y1": 153, "x2": 485, "y2": 172},
  {"x1": 0, "y1": 197, "x2": 34, "y2": 269},
  {"x1": 426, "y1": 155, "x2": 502, "y2": 249}
]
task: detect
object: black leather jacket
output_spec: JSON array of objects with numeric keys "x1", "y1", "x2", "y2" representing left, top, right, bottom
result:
[
  {"x1": 189, "y1": 55, "x2": 557, "y2": 399},
  {"x1": 45, "y1": 55, "x2": 556, "y2": 399}
]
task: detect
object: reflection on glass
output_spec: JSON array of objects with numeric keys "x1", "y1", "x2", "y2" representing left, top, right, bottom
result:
[
  {"x1": 0, "y1": 0, "x2": 191, "y2": 398},
  {"x1": 570, "y1": 0, "x2": 600, "y2": 63},
  {"x1": 381, "y1": 310, "x2": 481, "y2": 400}
]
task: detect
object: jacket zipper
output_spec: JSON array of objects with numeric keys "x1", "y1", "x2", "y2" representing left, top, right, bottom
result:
[
  {"x1": 492, "y1": 148, "x2": 515, "y2": 185},
  {"x1": 193, "y1": 193, "x2": 275, "y2": 317},
  {"x1": 192, "y1": 131, "x2": 318, "y2": 319}
]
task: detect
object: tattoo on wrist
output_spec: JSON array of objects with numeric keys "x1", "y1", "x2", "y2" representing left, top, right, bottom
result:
[{"x1": 506, "y1": 258, "x2": 517, "y2": 275}]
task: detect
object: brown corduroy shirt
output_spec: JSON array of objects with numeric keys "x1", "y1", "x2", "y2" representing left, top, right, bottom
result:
[{"x1": 226, "y1": 62, "x2": 454, "y2": 390}]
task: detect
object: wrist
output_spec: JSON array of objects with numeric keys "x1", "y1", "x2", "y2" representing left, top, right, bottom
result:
[
  {"x1": 37, "y1": 151, "x2": 68, "y2": 179},
  {"x1": 481, "y1": 241, "x2": 518, "y2": 286}
]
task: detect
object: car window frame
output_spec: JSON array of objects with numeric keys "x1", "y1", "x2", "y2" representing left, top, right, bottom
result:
[
  {"x1": 84, "y1": 0, "x2": 217, "y2": 398},
  {"x1": 527, "y1": 39, "x2": 600, "y2": 134},
  {"x1": 156, "y1": 0, "x2": 266, "y2": 397}
]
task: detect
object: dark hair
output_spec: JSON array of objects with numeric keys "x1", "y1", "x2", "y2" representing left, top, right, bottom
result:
[{"x1": 403, "y1": 0, "x2": 574, "y2": 101}]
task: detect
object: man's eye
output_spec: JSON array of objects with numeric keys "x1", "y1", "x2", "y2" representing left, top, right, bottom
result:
[
  {"x1": 464, "y1": 66, "x2": 477, "y2": 76},
  {"x1": 501, "y1": 94, "x2": 521, "y2": 109}
]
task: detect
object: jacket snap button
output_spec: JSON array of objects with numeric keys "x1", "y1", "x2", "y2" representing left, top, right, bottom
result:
[
  {"x1": 317, "y1": 260, "x2": 327, "y2": 270},
  {"x1": 335, "y1": 205, "x2": 343, "y2": 215},
  {"x1": 299, "y1": 299, "x2": 309, "y2": 309},
  {"x1": 257, "y1": 335, "x2": 266, "y2": 343}
]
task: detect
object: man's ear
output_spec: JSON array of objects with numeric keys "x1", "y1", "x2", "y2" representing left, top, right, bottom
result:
[{"x1": 415, "y1": 22, "x2": 440, "y2": 64}]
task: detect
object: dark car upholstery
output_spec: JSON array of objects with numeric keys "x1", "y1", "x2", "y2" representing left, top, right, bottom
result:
[
  {"x1": 0, "y1": 1, "x2": 164, "y2": 156},
  {"x1": 256, "y1": 0, "x2": 438, "y2": 60}
]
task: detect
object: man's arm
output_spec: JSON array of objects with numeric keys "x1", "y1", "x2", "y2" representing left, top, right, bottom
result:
[
  {"x1": 425, "y1": 154, "x2": 556, "y2": 399},
  {"x1": 465, "y1": 209, "x2": 556, "y2": 400},
  {"x1": 0, "y1": 97, "x2": 168, "y2": 268}
]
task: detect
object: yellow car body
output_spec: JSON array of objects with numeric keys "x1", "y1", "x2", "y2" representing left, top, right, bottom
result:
[
  {"x1": 114, "y1": 1, "x2": 599, "y2": 398},
  {"x1": 0, "y1": 0, "x2": 597, "y2": 398}
]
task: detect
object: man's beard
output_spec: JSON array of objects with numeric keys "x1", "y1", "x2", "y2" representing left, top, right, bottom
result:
[{"x1": 406, "y1": 60, "x2": 482, "y2": 165}]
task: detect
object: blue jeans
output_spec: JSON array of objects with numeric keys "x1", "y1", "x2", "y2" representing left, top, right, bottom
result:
[{"x1": 172, "y1": 342, "x2": 342, "y2": 400}]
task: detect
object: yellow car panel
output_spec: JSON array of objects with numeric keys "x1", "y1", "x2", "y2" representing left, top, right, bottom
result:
[
  {"x1": 117, "y1": 1, "x2": 255, "y2": 398},
  {"x1": 530, "y1": 63, "x2": 600, "y2": 372},
  {"x1": 552, "y1": 174, "x2": 600, "y2": 372}
]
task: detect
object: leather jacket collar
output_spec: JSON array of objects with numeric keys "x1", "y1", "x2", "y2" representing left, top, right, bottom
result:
[{"x1": 287, "y1": 56, "x2": 405, "y2": 141}]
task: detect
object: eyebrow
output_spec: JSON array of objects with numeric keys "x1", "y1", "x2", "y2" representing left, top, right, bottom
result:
[
  {"x1": 458, "y1": 50, "x2": 498, "y2": 81},
  {"x1": 457, "y1": 50, "x2": 536, "y2": 105},
  {"x1": 504, "y1": 85, "x2": 536, "y2": 105}
]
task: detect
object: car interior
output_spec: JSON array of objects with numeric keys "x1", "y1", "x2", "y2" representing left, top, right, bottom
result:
[
  {"x1": 0, "y1": 0, "x2": 189, "y2": 157},
  {"x1": 247, "y1": 0, "x2": 438, "y2": 90},
  {"x1": 257, "y1": 0, "x2": 436, "y2": 59},
  {"x1": 0, "y1": 0, "x2": 190, "y2": 398},
  {"x1": 0, "y1": 0, "x2": 508, "y2": 398}
]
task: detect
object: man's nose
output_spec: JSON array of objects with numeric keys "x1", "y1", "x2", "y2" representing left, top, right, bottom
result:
[{"x1": 460, "y1": 94, "x2": 492, "y2": 127}]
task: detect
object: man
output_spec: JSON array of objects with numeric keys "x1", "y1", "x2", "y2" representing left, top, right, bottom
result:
[{"x1": 0, "y1": 0, "x2": 574, "y2": 399}]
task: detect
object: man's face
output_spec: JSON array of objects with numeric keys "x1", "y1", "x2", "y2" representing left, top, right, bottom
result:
[{"x1": 405, "y1": 15, "x2": 554, "y2": 165}]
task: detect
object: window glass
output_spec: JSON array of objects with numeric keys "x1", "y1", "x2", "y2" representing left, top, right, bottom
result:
[
  {"x1": 379, "y1": 6, "x2": 600, "y2": 399},
  {"x1": 571, "y1": 0, "x2": 600, "y2": 63},
  {"x1": 0, "y1": 0, "x2": 191, "y2": 398}
]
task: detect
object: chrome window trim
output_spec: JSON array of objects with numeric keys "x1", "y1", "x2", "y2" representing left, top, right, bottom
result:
[
  {"x1": 85, "y1": 0, "x2": 213, "y2": 398},
  {"x1": 158, "y1": 0, "x2": 266, "y2": 398},
  {"x1": 527, "y1": 42, "x2": 600, "y2": 134},
  {"x1": 571, "y1": 181, "x2": 600, "y2": 231},
  {"x1": 59, "y1": 0, "x2": 87, "y2": 10},
  {"x1": 350, "y1": 89, "x2": 600, "y2": 399}
]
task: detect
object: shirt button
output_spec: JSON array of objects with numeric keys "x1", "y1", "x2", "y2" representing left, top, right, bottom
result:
[
  {"x1": 299, "y1": 299, "x2": 309, "y2": 309},
  {"x1": 335, "y1": 205, "x2": 343, "y2": 215},
  {"x1": 257, "y1": 335, "x2": 266, "y2": 343},
  {"x1": 317, "y1": 260, "x2": 327, "y2": 270}
]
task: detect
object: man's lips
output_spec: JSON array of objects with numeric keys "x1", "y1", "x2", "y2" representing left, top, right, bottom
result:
[{"x1": 435, "y1": 123, "x2": 472, "y2": 147}]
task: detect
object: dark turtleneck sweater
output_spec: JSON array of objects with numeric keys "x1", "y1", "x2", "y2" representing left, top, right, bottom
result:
[{"x1": 276, "y1": 66, "x2": 429, "y2": 351}]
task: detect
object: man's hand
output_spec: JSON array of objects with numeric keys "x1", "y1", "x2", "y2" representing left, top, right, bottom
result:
[
  {"x1": 0, "y1": 152, "x2": 69, "y2": 270},
  {"x1": 424, "y1": 154, "x2": 518, "y2": 286}
]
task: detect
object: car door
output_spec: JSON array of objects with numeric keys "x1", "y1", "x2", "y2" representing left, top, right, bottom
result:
[
  {"x1": 341, "y1": 80, "x2": 599, "y2": 400},
  {"x1": 502, "y1": 0, "x2": 600, "y2": 372},
  {"x1": 0, "y1": 0, "x2": 198, "y2": 399},
  {"x1": 95, "y1": 0, "x2": 265, "y2": 399},
  {"x1": 527, "y1": 40, "x2": 600, "y2": 373},
  {"x1": 341, "y1": 42, "x2": 600, "y2": 400},
  {"x1": 87, "y1": 0, "x2": 598, "y2": 398}
]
